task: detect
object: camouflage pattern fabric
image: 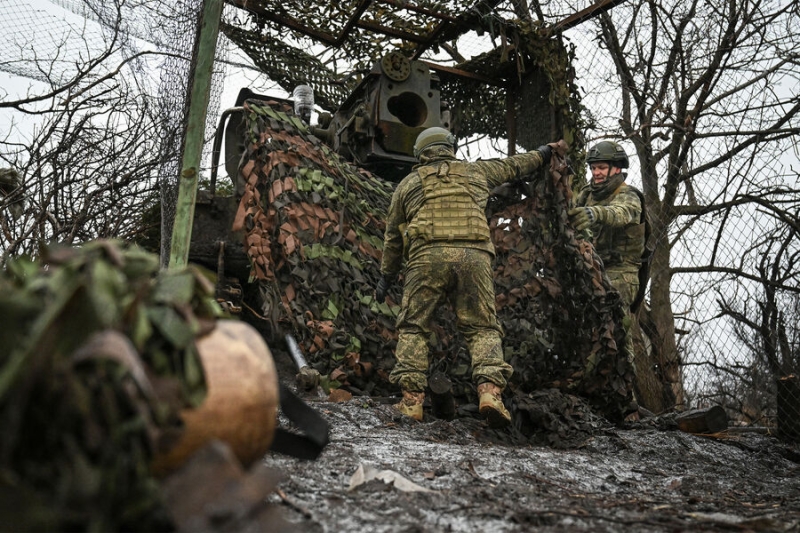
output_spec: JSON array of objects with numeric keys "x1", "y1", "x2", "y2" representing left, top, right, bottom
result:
[
  {"x1": 576, "y1": 177, "x2": 645, "y2": 271},
  {"x1": 383, "y1": 147, "x2": 547, "y2": 392},
  {"x1": 381, "y1": 147, "x2": 547, "y2": 278},
  {"x1": 236, "y1": 101, "x2": 634, "y2": 420},
  {"x1": 576, "y1": 177, "x2": 644, "y2": 366},
  {"x1": 389, "y1": 246, "x2": 512, "y2": 392},
  {"x1": 606, "y1": 269, "x2": 639, "y2": 309},
  {"x1": 607, "y1": 269, "x2": 639, "y2": 365}
]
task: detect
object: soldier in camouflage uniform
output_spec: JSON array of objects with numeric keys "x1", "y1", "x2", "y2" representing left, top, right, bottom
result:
[
  {"x1": 376, "y1": 127, "x2": 556, "y2": 427},
  {"x1": 568, "y1": 141, "x2": 646, "y2": 382}
]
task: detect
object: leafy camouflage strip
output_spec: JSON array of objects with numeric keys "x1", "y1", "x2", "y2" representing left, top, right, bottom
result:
[
  {"x1": 0, "y1": 240, "x2": 224, "y2": 530},
  {"x1": 489, "y1": 156, "x2": 633, "y2": 421}
]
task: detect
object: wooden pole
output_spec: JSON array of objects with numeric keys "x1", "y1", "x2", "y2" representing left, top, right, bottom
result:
[
  {"x1": 675, "y1": 405, "x2": 728, "y2": 434},
  {"x1": 169, "y1": 0, "x2": 224, "y2": 269},
  {"x1": 777, "y1": 374, "x2": 800, "y2": 441}
]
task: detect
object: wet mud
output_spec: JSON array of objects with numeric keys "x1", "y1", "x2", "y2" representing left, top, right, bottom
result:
[{"x1": 265, "y1": 395, "x2": 800, "y2": 532}]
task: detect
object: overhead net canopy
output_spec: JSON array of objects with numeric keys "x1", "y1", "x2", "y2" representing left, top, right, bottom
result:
[{"x1": 221, "y1": 0, "x2": 586, "y2": 157}]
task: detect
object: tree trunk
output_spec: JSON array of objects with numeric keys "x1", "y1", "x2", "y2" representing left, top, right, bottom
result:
[
  {"x1": 631, "y1": 314, "x2": 670, "y2": 414},
  {"x1": 636, "y1": 218, "x2": 685, "y2": 411}
]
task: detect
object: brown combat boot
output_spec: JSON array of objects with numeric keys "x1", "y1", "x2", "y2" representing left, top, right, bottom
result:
[
  {"x1": 394, "y1": 391, "x2": 425, "y2": 421},
  {"x1": 477, "y1": 382, "x2": 511, "y2": 428}
]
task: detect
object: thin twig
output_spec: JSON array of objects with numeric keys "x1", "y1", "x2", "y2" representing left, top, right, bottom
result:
[{"x1": 276, "y1": 488, "x2": 312, "y2": 519}]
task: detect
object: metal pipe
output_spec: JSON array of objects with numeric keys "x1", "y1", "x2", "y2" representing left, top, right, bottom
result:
[
  {"x1": 209, "y1": 107, "x2": 243, "y2": 197},
  {"x1": 285, "y1": 334, "x2": 309, "y2": 370}
]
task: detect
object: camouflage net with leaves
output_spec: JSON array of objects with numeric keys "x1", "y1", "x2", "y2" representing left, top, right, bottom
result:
[
  {"x1": 439, "y1": 21, "x2": 586, "y2": 162},
  {"x1": 236, "y1": 101, "x2": 634, "y2": 421},
  {"x1": 487, "y1": 167, "x2": 632, "y2": 422},
  {"x1": 233, "y1": 100, "x2": 399, "y2": 395},
  {"x1": 222, "y1": 10, "x2": 585, "y2": 166},
  {"x1": 222, "y1": 0, "x2": 463, "y2": 92},
  {"x1": 0, "y1": 241, "x2": 224, "y2": 531}
]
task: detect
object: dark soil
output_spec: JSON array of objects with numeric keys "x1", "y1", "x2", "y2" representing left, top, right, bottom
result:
[{"x1": 264, "y1": 392, "x2": 800, "y2": 532}]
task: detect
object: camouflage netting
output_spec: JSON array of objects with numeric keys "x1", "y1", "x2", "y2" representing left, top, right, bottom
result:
[
  {"x1": 487, "y1": 163, "x2": 632, "y2": 422},
  {"x1": 235, "y1": 101, "x2": 634, "y2": 422},
  {"x1": 438, "y1": 21, "x2": 586, "y2": 160},
  {"x1": 222, "y1": 13, "x2": 585, "y2": 165},
  {"x1": 233, "y1": 100, "x2": 399, "y2": 395},
  {"x1": 222, "y1": 2, "x2": 621, "y2": 420},
  {"x1": 221, "y1": 0, "x2": 465, "y2": 105},
  {"x1": 0, "y1": 241, "x2": 223, "y2": 531},
  {"x1": 221, "y1": 21, "x2": 350, "y2": 112}
]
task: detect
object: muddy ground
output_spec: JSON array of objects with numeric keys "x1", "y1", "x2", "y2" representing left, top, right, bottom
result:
[{"x1": 262, "y1": 385, "x2": 800, "y2": 533}]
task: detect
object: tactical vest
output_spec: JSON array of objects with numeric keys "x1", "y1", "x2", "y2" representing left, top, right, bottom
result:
[
  {"x1": 580, "y1": 183, "x2": 646, "y2": 268},
  {"x1": 406, "y1": 160, "x2": 491, "y2": 243}
]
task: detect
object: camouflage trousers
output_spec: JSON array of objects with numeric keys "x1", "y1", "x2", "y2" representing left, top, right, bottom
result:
[
  {"x1": 389, "y1": 246, "x2": 513, "y2": 393},
  {"x1": 606, "y1": 268, "x2": 639, "y2": 367}
]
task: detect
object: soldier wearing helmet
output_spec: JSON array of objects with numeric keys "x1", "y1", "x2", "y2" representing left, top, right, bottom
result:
[
  {"x1": 376, "y1": 126, "x2": 561, "y2": 427},
  {"x1": 569, "y1": 141, "x2": 647, "y2": 402}
]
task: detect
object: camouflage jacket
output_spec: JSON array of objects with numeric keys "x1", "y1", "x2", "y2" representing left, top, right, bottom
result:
[
  {"x1": 381, "y1": 149, "x2": 546, "y2": 278},
  {"x1": 576, "y1": 178, "x2": 645, "y2": 271}
]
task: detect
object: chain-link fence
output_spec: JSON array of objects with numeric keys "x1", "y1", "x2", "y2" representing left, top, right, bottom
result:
[
  {"x1": 1, "y1": 0, "x2": 798, "y2": 435},
  {"x1": 560, "y1": 0, "x2": 800, "y2": 435}
]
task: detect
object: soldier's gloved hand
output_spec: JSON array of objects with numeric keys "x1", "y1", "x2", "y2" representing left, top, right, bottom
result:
[
  {"x1": 568, "y1": 207, "x2": 596, "y2": 231},
  {"x1": 536, "y1": 144, "x2": 552, "y2": 165},
  {"x1": 375, "y1": 275, "x2": 392, "y2": 303}
]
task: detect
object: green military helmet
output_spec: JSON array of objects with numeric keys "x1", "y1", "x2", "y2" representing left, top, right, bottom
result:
[
  {"x1": 586, "y1": 140, "x2": 629, "y2": 169},
  {"x1": 413, "y1": 126, "x2": 456, "y2": 159}
]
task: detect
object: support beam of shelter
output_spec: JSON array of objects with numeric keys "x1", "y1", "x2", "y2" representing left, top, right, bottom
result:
[{"x1": 552, "y1": 0, "x2": 629, "y2": 31}]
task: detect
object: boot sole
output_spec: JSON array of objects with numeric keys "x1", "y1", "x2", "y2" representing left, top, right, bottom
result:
[{"x1": 481, "y1": 406, "x2": 511, "y2": 429}]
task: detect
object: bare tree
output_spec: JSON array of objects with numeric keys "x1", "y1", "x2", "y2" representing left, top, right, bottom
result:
[
  {"x1": 591, "y1": 0, "x2": 800, "y2": 411},
  {"x1": 0, "y1": 0, "x2": 177, "y2": 263},
  {"x1": 704, "y1": 212, "x2": 800, "y2": 422}
]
